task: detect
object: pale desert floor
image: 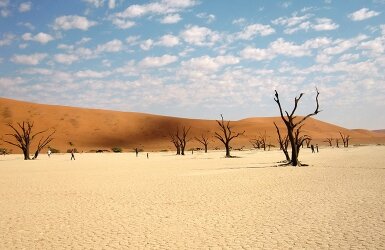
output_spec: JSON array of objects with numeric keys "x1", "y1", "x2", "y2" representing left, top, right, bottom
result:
[{"x1": 0, "y1": 146, "x2": 385, "y2": 249}]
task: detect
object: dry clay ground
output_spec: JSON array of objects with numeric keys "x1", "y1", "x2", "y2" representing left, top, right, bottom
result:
[{"x1": 0, "y1": 146, "x2": 385, "y2": 249}]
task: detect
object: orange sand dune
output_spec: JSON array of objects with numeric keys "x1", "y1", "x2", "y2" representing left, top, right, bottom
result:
[{"x1": 1, "y1": 97, "x2": 384, "y2": 153}]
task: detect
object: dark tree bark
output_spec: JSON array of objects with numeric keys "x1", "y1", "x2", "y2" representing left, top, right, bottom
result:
[
  {"x1": 274, "y1": 89, "x2": 321, "y2": 166},
  {"x1": 176, "y1": 126, "x2": 191, "y2": 155},
  {"x1": 305, "y1": 138, "x2": 312, "y2": 148},
  {"x1": 3, "y1": 121, "x2": 55, "y2": 160},
  {"x1": 195, "y1": 134, "x2": 210, "y2": 153},
  {"x1": 274, "y1": 122, "x2": 290, "y2": 162},
  {"x1": 214, "y1": 114, "x2": 245, "y2": 158}
]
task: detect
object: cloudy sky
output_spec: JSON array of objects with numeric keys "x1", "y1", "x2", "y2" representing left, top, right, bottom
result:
[{"x1": 0, "y1": 0, "x2": 384, "y2": 129}]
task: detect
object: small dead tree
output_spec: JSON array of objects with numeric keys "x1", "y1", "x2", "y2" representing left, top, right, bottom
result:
[
  {"x1": 250, "y1": 138, "x2": 261, "y2": 149},
  {"x1": 305, "y1": 137, "x2": 312, "y2": 148},
  {"x1": 176, "y1": 126, "x2": 191, "y2": 155},
  {"x1": 3, "y1": 121, "x2": 55, "y2": 160},
  {"x1": 195, "y1": 134, "x2": 210, "y2": 153},
  {"x1": 324, "y1": 137, "x2": 333, "y2": 147},
  {"x1": 214, "y1": 114, "x2": 245, "y2": 158},
  {"x1": 339, "y1": 132, "x2": 351, "y2": 147},
  {"x1": 274, "y1": 122, "x2": 290, "y2": 162},
  {"x1": 274, "y1": 88, "x2": 321, "y2": 166},
  {"x1": 335, "y1": 138, "x2": 340, "y2": 148},
  {"x1": 258, "y1": 131, "x2": 267, "y2": 151}
]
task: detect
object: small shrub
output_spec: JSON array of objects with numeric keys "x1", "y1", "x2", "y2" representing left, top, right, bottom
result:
[{"x1": 112, "y1": 147, "x2": 123, "y2": 153}]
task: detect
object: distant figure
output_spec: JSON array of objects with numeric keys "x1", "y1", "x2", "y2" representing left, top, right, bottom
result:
[
  {"x1": 71, "y1": 149, "x2": 75, "y2": 160},
  {"x1": 135, "y1": 148, "x2": 138, "y2": 157},
  {"x1": 47, "y1": 148, "x2": 52, "y2": 158},
  {"x1": 192, "y1": 149, "x2": 194, "y2": 155},
  {"x1": 316, "y1": 144, "x2": 319, "y2": 153},
  {"x1": 311, "y1": 144, "x2": 315, "y2": 153},
  {"x1": 2, "y1": 149, "x2": 5, "y2": 156},
  {"x1": 146, "y1": 153, "x2": 149, "y2": 159}
]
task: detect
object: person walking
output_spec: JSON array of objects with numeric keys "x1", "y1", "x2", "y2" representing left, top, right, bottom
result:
[
  {"x1": 70, "y1": 148, "x2": 75, "y2": 160},
  {"x1": 47, "y1": 148, "x2": 52, "y2": 158},
  {"x1": 316, "y1": 144, "x2": 319, "y2": 153},
  {"x1": 311, "y1": 144, "x2": 315, "y2": 153}
]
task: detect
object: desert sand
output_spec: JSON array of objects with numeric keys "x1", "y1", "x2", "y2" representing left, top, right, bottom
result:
[{"x1": 1, "y1": 146, "x2": 384, "y2": 249}]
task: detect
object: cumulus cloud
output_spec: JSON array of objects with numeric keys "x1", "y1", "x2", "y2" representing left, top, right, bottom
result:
[
  {"x1": 18, "y1": 2, "x2": 32, "y2": 12},
  {"x1": 196, "y1": 12, "x2": 216, "y2": 23},
  {"x1": 273, "y1": 13, "x2": 338, "y2": 34},
  {"x1": 160, "y1": 14, "x2": 182, "y2": 24},
  {"x1": 53, "y1": 15, "x2": 97, "y2": 30},
  {"x1": 157, "y1": 34, "x2": 179, "y2": 47},
  {"x1": 82, "y1": 0, "x2": 104, "y2": 8},
  {"x1": 180, "y1": 25, "x2": 220, "y2": 46},
  {"x1": 75, "y1": 70, "x2": 111, "y2": 78},
  {"x1": 0, "y1": 77, "x2": 25, "y2": 88},
  {"x1": 110, "y1": 17, "x2": 135, "y2": 29},
  {"x1": 22, "y1": 32, "x2": 54, "y2": 44},
  {"x1": 96, "y1": 39, "x2": 123, "y2": 53},
  {"x1": 54, "y1": 54, "x2": 79, "y2": 65},
  {"x1": 0, "y1": 0, "x2": 10, "y2": 17},
  {"x1": 348, "y1": 8, "x2": 380, "y2": 21},
  {"x1": 140, "y1": 39, "x2": 154, "y2": 50},
  {"x1": 312, "y1": 18, "x2": 339, "y2": 31},
  {"x1": 181, "y1": 55, "x2": 239, "y2": 72},
  {"x1": 11, "y1": 53, "x2": 47, "y2": 65},
  {"x1": 108, "y1": 0, "x2": 115, "y2": 9},
  {"x1": 240, "y1": 47, "x2": 275, "y2": 61},
  {"x1": 235, "y1": 23, "x2": 275, "y2": 40},
  {"x1": 139, "y1": 54, "x2": 178, "y2": 68},
  {"x1": 272, "y1": 14, "x2": 312, "y2": 27}
]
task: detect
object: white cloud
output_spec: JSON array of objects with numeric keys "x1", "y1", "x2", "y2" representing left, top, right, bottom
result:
[
  {"x1": 18, "y1": 22, "x2": 35, "y2": 30},
  {"x1": 75, "y1": 70, "x2": 111, "y2": 78},
  {"x1": 18, "y1": 2, "x2": 32, "y2": 12},
  {"x1": 11, "y1": 53, "x2": 47, "y2": 65},
  {"x1": 360, "y1": 37, "x2": 385, "y2": 54},
  {"x1": 139, "y1": 54, "x2": 178, "y2": 68},
  {"x1": 53, "y1": 15, "x2": 97, "y2": 30},
  {"x1": 312, "y1": 18, "x2": 339, "y2": 31},
  {"x1": 116, "y1": 0, "x2": 197, "y2": 19},
  {"x1": 236, "y1": 23, "x2": 275, "y2": 40},
  {"x1": 157, "y1": 34, "x2": 179, "y2": 47},
  {"x1": 348, "y1": 8, "x2": 380, "y2": 21},
  {"x1": 111, "y1": 17, "x2": 135, "y2": 29},
  {"x1": 0, "y1": 0, "x2": 9, "y2": 17},
  {"x1": 96, "y1": 39, "x2": 123, "y2": 53},
  {"x1": 140, "y1": 39, "x2": 154, "y2": 50},
  {"x1": 232, "y1": 18, "x2": 246, "y2": 25},
  {"x1": 323, "y1": 34, "x2": 368, "y2": 55},
  {"x1": 181, "y1": 55, "x2": 239, "y2": 72},
  {"x1": 160, "y1": 14, "x2": 182, "y2": 24},
  {"x1": 181, "y1": 25, "x2": 220, "y2": 46},
  {"x1": 0, "y1": 0, "x2": 9, "y2": 7},
  {"x1": 22, "y1": 32, "x2": 54, "y2": 44},
  {"x1": 82, "y1": 0, "x2": 104, "y2": 8},
  {"x1": 54, "y1": 54, "x2": 79, "y2": 64},
  {"x1": 108, "y1": 0, "x2": 115, "y2": 9},
  {"x1": 126, "y1": 36, "x2": 140, "y2": 45},
  {"x1": 240, "y1": 47, "x2": 275, "y2": 61},
  {"x1": 0, "y1": 33, "x2": 15, "y2": 46},
  {"x1": 0, "y1": 77, "x2": 25, "y2": 88},
  {"x1": 272, "y1": 14, "x2": 312, "y2": 27},
  {"x1": 270, "y1": 38, "x2": 312, "y2": 57}
]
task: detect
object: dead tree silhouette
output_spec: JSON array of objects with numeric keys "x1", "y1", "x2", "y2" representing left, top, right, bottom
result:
[
  {"x1": 339, "y1": 132, "x2": 351, "y2": 147},
  {"x1": 176, "y1": 126, "x2": 191, "y2": 155},
  {"x1": 169, "y1": 132, "x2": 181, "y2": 155},
  {"x1": 195, "y1": 133, "x2": 210, "y2": 153},
  {"x1": 3, "y1": 121, "x2": 55, "y2": 160},
  {"x1": 274, "y1": 88, "x2": 321, "y2": 166},
  {"x1": 324, "y1": 137, "x2": 333, "y2": 147},
  {"x1": 214, "y1": 114, "x2": 245, "y2": 158}
]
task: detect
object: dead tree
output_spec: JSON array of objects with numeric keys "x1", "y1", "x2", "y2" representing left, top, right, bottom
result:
[
  {"x1": 258, "y1": 131, "x2": 267, "y2": 151},
  {"x1": 170, "y1": 133, "x2": 181, "y2": 155},
  {"x1": 195, "y1": 134, "x2": 210, "y2": 153},
  {"x1": 324, "y1": 137, "x2": 333, "y2": 147},
  {"x1": 250, "y1": 138, "x2": 261, "y2": 149},
  {"x1": 305, "y1": 138, "x2": 312, "y2": 148},
  {"x1": 335, "y1": 138, "x2": 340, "y2": 148},
  {"x1": 214, "y1": 114, "x2": 245, "y2": 158},
  {"x1": 274, "y1": 88, "x2": 321, "y2": 166},
  {"x1": 274, "y1": 122, "x2": 290, "y2": 162},
  {"x1": 176, "y1": 126, "x2": 191, "y2": 155},
  {"x1": 3, "y1": 121, "x2": 55, "y2": 160},
  {"x1": 339, "y1": 132, "x2": 351, "y2": 147}
]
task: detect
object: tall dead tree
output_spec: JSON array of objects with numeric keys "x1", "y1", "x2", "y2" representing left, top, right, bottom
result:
[
  {"x1": 176, "y1": 126, "x2": 191, "y2": 155},
  {"x1": 214, "y1": 114, "x2": 245, "y2": 158},
  {"x1": 274, "y1": 122, "x2": 290, "y2": 162},
  {"x1": 195, "y1": 134, "x2": 210, "y2": 153},
  {"x1": 258, "y1": 131, "x2": 267, "y2": 151},
  {"x1": 339, "y1": 132, "x2": 351, "y2": 147},
  {"x1": 3, "y1": 121, "x2": 55, "y2": 160},
  {"x1": 274, "y1": 88, "x2": 321, "y2": 166}
]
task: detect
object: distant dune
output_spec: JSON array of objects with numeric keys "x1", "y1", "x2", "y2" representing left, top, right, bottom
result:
[{"x1": 1, "y1": 97, "x2": 384, "y2": 153}]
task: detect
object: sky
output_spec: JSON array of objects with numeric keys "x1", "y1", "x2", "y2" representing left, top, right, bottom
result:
[{"x1": 0, "y1": 0, "x2": 384, "y2": 129}]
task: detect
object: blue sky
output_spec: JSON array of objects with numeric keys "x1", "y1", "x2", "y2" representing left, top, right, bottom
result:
[{"x1": 0, "y1": 0, "x2": 384, "y2": 129}]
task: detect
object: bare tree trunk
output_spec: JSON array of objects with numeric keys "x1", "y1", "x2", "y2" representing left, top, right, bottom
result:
[{"x1": 214, "y1": 114, "x2": 244, "y2": 158}]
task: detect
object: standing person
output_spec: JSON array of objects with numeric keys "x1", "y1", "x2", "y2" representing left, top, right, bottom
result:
[
  {"x1": 135, "y1": 148, "x2": 138, "y2": 157},
  {"x1": 316, "y1": 144, "x2": 319, "y2": 153},
  {"x1": 70, "y1": 148, "x2": 75, "y2": 160},
  {"x1": 47, "y1": 148, "x2": 52, "y2": 158},
  {"x1": 311, "y1": 144, "x2": 315, "y2": 153},
  {"x1": 147, "y1": 153, "x2": 149, "y2": 159}
]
